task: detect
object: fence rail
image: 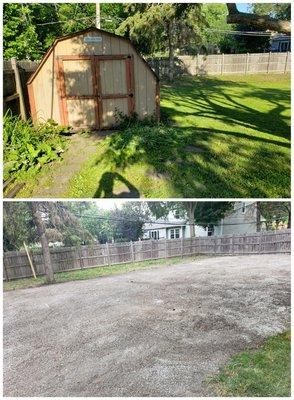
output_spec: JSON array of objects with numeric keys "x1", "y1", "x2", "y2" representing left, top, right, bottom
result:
[
  {"x1": 3, "y1": 229, "x2": 290, "y2": 281},
  {"x1": 148, "y1": 51, "x2": 291, "y2": 78}
]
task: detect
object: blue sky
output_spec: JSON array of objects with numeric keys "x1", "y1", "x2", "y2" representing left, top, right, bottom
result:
[{"x1": 237, "y1": 3, "x2": 251, "y2": 12}]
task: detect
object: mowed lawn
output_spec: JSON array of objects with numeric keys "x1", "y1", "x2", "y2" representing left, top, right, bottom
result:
[
  {"x1": 68, "y1": 74, "x2": 290, "y2": 198},
  {"x1": 19, "y1": 73, "x2": 290, "y2": 198}
]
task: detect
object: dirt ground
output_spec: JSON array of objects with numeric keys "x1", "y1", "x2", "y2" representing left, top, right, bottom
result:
[{"x1": 3, "y1": 254, "x2": 290, "y2": 397}]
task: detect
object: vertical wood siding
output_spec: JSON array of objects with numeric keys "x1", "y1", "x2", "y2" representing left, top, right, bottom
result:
[{"x1": 30, "y1": 30, "x2": 158, "y2": 128}]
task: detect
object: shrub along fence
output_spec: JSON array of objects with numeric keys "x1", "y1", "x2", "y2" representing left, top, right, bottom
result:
[
  {"x1": 3, "y1": 229, "x2": 290, "y2": 281},
  {"x1": 148, "y1": 51, "x2": 291, "y2": 78}
]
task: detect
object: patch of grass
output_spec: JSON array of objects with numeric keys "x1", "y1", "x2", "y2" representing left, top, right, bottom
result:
[
  {"x1": 66, "y1": 74, "x2": 290, "y2": 198},
  {"x1": 210, "y1": 330, "x2": 291, "y2": 397},
  {"x1": 3, "y1": 255, "x2": 204, "y2": 291}
]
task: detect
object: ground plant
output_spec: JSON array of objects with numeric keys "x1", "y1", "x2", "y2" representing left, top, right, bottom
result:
[
  {"x1": 210, "y1": 330, "x2": 291, "y2": 397},
  {"x1": 16, "y1": 74, "x2": 290, "y2": 198},
  {"x1": 3, "y1": 114, "x2": 68, "y2": 184}
]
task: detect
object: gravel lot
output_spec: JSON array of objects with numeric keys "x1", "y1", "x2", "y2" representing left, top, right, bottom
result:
[{"x1": 4, "y1": 254, "x2": 290, "y2": 396}]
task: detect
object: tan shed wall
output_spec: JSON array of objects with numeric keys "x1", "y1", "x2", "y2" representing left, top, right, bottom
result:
[
  {"x1": 32, "y1": 30, "x2": 157, "y2": 127},
  {"x1": 32, "y1": 51, "x2": 60, "y2": 123}
]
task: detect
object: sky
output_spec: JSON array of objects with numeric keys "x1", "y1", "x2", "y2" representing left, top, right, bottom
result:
[{"x1": 237, "y1": 3, "x2": 251, "y2": 13}]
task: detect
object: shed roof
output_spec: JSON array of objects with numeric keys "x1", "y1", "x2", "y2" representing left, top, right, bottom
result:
[{"x1": 27, "y1": 27, "x2": 159, "y2": 85}]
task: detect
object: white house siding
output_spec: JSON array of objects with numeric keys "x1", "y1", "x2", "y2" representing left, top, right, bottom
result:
[
  {"x1": 213, "y1": 202, "x2": 257, "y2": 236},
  {"x1": 143, "y1": 211, "x2": 207, "y2": 240}
]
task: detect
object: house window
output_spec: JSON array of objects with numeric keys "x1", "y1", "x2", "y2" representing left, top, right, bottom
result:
[
  {"x1": 207, "y1": 225, "x2": 214, "y2": 236},
  {"x1": 170, "y1": 228, "x2": 180, "y2": 239},
  {"x1": 150, "y1": 230, "x2": 159, "y2": 240},
  {"x1": 174, "y1": 210, "x2": 180, "y2": 219}
]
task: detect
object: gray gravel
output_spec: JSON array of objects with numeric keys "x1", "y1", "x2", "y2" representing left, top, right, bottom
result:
[{"x1": 3, "y1": 254, "x2": 290, "y2": 396}]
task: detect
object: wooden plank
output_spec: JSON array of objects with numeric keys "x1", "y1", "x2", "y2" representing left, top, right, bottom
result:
[
  {"x1": 11, "y1": 57, "x2": 27, "y2": 120},
  {"x1": 95, "y1": 58, "x2": 103, "y2": 129},
  {"x1": 125, "y1": 57, "x2": 135, "y2": 115},
  {"x1": 4, "y1": 93, "x2": 19, "y2": 102},
  {"x1": 91, "y1": 56, "x2": 100, "y2": 129},
  {"x1": 27, "y1": 83, "x2": 37, "y2": 122},
  {"x1": 56, "y1": 59, "x2": 69, "y2": 125},
  {"x1": 23, "y1": 242, "x2": 37, "y2": 279}
]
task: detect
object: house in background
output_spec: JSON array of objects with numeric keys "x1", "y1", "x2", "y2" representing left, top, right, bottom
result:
[
  {"x1": 213, "y1": 201, "x2": 260, "y2": 236},
  {"x1": 143, "y1": 211, "x2": 207, "y2": 240},
  {"x1": 270, "y1": 34, "x2": 291, "y2": 52}
]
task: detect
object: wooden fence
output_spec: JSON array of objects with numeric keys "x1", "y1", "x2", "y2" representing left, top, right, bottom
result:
[
  {"x1": 3, "y1": 229, "x2": 290, "y2": 281},
  {"x1": 148, "y1": 51, "x2": 291, "y2": 78},
  {"x1": 3, "y1": 59, "x2": 39, "y2": 118}
]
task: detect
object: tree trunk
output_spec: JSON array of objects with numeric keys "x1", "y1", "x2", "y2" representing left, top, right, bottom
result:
[
  {"x1": 256, "y1": 201, "x2": 261, "y2": 232},
  {"x1": 226, "y1": 3, "x2": 291, "y2": 34},
  {"x1": 185, "y1": 202, "x2": 197, "y2": 238},
  {"x1": 30, "y1": 202, "x2": 55, "y2": 283},
  {"x1": 167, "y1": 21, "x2": 175, "y2": 82}
]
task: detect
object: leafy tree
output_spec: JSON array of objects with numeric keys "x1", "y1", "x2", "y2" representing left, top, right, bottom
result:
[
  {"x1": 250, "y1": 3, "x2": 291, "y2": 21},
  {"x1": 117, "y1": 3, "x2": 204, "y2": 80},
  {"x1": 146, "y1": 201, "x2": 233, "y2": 237},
  {"x1": 30, "y1": 202, "x2": 55, "y2": 283},
  {"x1": 3, "y1": 202, "x2": 37, "y2": 251},
  {"x1": 3, "y1": 201, "x2": 93, "y2": 251},
  {"x1": 259, "y1": 202, "x2": 291, "y2": 229}
]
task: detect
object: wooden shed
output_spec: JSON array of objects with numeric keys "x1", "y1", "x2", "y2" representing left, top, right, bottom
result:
[{"x1": 27, "y1": 27, "x2": 159, "y2": 130}]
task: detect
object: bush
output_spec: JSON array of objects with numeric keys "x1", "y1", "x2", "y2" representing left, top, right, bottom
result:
[{"x1": 3, "y1": 113, "x2": 69, "y2": 181}]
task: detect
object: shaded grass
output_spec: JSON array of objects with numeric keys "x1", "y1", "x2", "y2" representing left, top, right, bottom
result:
[
  {"x1": 4, "y1": 255, "x2": 204, "y2": 291},
  {"x1": 67, "y1": 74, "x2": 290, "y2": 198},
  {"x1": 16, "y1": 74, "x2": 290, "y2": 198},
  {"x1": 210, "y1": 330, "x2": 291, "y2": 397}
]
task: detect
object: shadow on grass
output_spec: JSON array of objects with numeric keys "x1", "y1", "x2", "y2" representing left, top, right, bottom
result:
[
  {"x1": 94, "y1": 75, "x2": 290, "y2": 198},
  {"x1": 94, "y1": 172, "x2": 140, "y2": 198}
]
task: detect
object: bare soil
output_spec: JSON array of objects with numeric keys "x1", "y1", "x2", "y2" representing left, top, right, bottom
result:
[{"x1": 3, "y1": 254, "x2": 290, "y2": 396}]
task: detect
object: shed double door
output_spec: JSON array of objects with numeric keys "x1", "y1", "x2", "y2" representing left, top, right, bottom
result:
[{"x1": 56, "y1": 55, "x2": 135, "y2": 129}]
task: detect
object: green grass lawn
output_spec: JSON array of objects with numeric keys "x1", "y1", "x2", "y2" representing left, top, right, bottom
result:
[
  {"x1": 67, "y1": 74, "x2": 290, "y2": 198},
  {"x1": 210, "y1": 330, "x2": 291, "y2": 397},
  {"x1": 18, "y1": 73, "x2": 290, "y2": 198},
  {"x1": 4, "y1": 255, "x2": 204, "y2": 291}
]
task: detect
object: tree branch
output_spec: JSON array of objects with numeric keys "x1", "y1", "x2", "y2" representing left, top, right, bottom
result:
[{"x1": 226, "y1": 3, "x2": 291, "y2": 34}]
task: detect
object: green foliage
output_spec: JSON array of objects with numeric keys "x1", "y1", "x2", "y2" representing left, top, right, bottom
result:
[
  {"x1": 3, "y1": 114, "x2": 68, "y2": 181},
  {"x1": 3, "y1": 202, "x2": 37, "y2": 251},
  {"x1": 259, "y1": 202, "x2": 290, "y2": 229},
  {"x1": 250, "y1": 3, "x2": 291, "y2": 20},
  {"x1": 3, "y1": 3, "x2": 127, "y2": 60},
  {"x1": 210, "y1": 330, "x2": 291, "y2": 397}
]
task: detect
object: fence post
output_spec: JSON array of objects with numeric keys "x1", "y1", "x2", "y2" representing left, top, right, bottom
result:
[
  {"x1": 3, "y1": 258, "x2": 9, "y2": 281},
  {"x1": 231, "y1": 235, "x2": 235, "y2": 255},
  {"x1": 245, "y1": 53, "x2": 249, "y2": 74},
  {"x1": 106, "y1": 242, "x2": 111, "y2": 266},
  {"x1": 79, "y1": 247, "x2": 84, "y2": 270},
  {"x1": 165, "y1": 238, "x2": 167, "y2": 259},
  {"x1": 130, "y1": 241, "x2": 135, "y2": 263},
  {"x1": 221, "y1": 53, "x2": 224, "y2": 74},
  {"x1": 284, "y1": 51, "x2": 289, "y2": 74},
  {"x1": 267, "y1": 52, "x2": 271, "y2": 73},
  {"x1": 181, "y1": 237, "x2": 184, "y2": 258},
  {"x1": 11, "y1": 57, "x2": 27, "y2": 121},
  {"x1": 259, "y1": 232, "x2": 262, "y2": 254}
]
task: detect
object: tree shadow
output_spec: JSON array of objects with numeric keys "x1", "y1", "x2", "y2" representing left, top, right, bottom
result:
[
  {"x1": 94, "y1": 171, "x2": 140, "y2": 198},
  {"x1": 92, "y1": 74, "x2": 290, "y2": 198}
]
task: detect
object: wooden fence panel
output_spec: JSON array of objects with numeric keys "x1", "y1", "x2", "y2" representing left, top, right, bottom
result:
[
  {"x1": 148, "y1": 52, "x2": 291, "y2": 78},
  {"x1": 3, "y1": 229, "x2": 291, "y2": 281}
]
